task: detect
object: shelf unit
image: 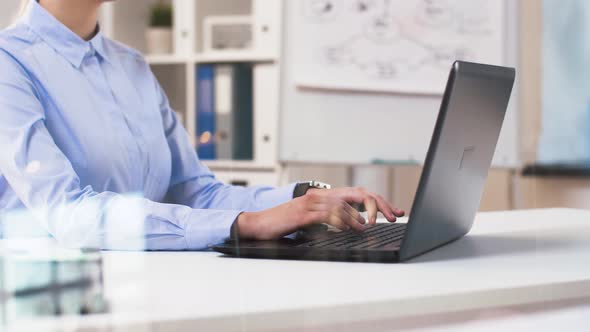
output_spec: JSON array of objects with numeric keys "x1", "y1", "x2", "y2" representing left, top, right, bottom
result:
[
  {"x1": 144, "y1": 52, "x2": 277, "y2": 65},
  {"x1": 99, "y1": 0, "x2": 284, "y2": 186}
]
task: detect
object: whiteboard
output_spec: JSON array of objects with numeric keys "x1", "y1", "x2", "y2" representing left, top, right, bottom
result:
[
  {"x1": 279, "y1": 0, "x2": 519, "y2": 167},
  {"x1": 293, "y1": 0, "x2": 505, "y2": 95}
]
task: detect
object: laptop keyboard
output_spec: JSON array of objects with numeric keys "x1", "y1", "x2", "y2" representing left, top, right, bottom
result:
[{"x1": 299, "y1": 223, "x2": 407, "y2": 249}]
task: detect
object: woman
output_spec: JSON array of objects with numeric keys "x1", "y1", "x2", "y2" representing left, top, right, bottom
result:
[{"x1": 0, "y1": 0, "x2": 403, "y2": 250}]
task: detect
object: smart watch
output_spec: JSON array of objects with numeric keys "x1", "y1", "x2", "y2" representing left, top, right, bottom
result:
[{"x1": 293, "y1": 180, "x2": 331, "y2": 198}]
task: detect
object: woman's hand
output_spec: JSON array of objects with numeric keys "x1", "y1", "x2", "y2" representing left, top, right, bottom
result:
[{"x1": 234, "y1": 187, "x2": 405, "y2": 241}]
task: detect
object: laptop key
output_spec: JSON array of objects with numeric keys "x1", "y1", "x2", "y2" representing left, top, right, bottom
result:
[
  {"x1": 300, "y1": 224, "x2": 407, "y2": 249},
  {"x1": 305, "y1": 224, "x2": 392, "y2": 247},
  {"x1": 355, "y1": 235, "x2": 405, "y2": 249}
]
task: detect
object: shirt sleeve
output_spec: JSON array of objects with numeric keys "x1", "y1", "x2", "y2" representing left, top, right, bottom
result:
[
  {"x1": 0, "y1": 51, "x2": 241, "y2": 251},
  {"x1": 153, "y1": 70, "x2": 296, "y2": 214}
]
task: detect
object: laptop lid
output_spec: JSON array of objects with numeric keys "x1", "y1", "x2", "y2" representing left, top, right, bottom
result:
[{"x1": 399, "y1": 61, "x2": 515, "y2": 261}]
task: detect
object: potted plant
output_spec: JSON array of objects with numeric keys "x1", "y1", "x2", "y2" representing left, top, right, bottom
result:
[{"x1": 146, "y1": 1, "x2": 173, "y2": 54}]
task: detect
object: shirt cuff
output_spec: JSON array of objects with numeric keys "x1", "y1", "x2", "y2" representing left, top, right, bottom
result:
[{"x1": 184, "y1": 209, "x2": 242, "y2": 250}]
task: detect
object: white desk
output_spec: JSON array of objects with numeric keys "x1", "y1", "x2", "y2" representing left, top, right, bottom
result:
[{"x1": 5, "y1": 208, "x2": 590, "y2": 331}]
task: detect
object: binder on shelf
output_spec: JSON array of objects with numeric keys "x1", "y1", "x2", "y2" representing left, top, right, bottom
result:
[
  {"x1": 215, "y1": 65, "x2": 235, "y2": 160},
  {"x1": 252, "y1": 0, "x2": 282, "y2": 56},
  {"x1": 196, "y1": 65, "x2": 216, "y2": 160},
  {"x1": 252, "y1": 64, "x2": 280, "y2": 166},
  {"x1": 232, "y1": 63, "x2": 254, "y2": 160},
  {"x1": 172, "y1": 0, "x2": 196, "y2": 55}
]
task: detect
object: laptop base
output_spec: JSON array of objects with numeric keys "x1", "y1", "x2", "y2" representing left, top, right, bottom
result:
[
  {"x1": 212, "y1": 223, "x2": 405, "y2": 263},
  {"x1": 212, "y1": 240, "x2": 401, "y2": 263}
]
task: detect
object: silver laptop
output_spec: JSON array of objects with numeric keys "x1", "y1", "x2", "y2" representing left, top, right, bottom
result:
[{"x1": 212, "y1": 61, "x2": 516, "y2": 263}]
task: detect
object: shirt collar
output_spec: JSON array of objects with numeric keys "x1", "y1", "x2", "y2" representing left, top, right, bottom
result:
[
  {"x1": 90, "y1": 29, "x2": 109, "y2": 63},
  {"x1": 21, "y1": 0, "x2": 110, "y2": 68}
]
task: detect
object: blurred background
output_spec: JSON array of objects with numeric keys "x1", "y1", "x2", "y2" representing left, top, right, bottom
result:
[
  {"x1": 0, "y1": 0, "x2": 589, "y2": 212},
  {"x1": 1, "y1": 0, "x2": 590, "y2": 328}
]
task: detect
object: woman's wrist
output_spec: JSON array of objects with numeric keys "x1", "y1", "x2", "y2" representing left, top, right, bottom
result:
[
  {"x1": 234, "y1": 212, "x2": 253, "y2": 239},
  {"x1": 232, "y1": 197, "x2": 318, "y2": 241}
]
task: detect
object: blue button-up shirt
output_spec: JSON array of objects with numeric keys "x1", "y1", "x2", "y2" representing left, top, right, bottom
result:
[{"x1": 0, "y1": 1, "x2": 294, "y2": 250}]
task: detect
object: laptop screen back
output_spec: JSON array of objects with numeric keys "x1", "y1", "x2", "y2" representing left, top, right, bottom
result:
[{"x1": 399, "y1": 61, "x2": 516, "y2": 261}]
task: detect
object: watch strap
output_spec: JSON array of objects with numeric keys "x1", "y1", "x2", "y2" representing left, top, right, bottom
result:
[{"x1": 293, "y1": 181, "x2": 331, "y2": 198}]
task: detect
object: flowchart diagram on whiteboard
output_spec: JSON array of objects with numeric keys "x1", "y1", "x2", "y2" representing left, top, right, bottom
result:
[{"x1": 293, "y1": 0, "x2": 505, "y2": 94}]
